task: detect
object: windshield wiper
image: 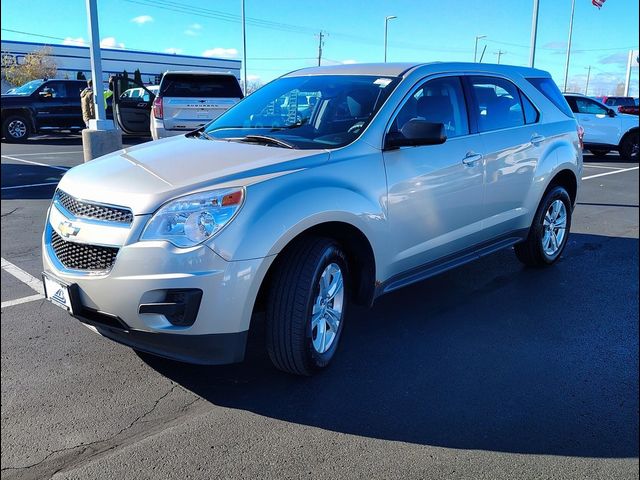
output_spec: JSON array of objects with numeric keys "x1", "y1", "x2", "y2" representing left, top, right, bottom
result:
[
  {"x1": 186, "y1": 127, "x2": 216, "y2": 141},
  {"x1": 237, "y1": 135, "x2": 295, "y2": 149}
]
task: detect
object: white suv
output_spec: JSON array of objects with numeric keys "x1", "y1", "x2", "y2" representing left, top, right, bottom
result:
[
  {"x1": 42, "y1": 63, "x2": 582, "y2": 375},
  {"x1": 564, "y1": 93, "x2": 638, "y2": 159},
  {"x1": 151, "y1": 71, "x2": 243, "y2": 140}
]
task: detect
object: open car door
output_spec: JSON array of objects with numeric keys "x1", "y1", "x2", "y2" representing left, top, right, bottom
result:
[{"x1": 112, "y1": 75, "x2": 155, "y2": 136}]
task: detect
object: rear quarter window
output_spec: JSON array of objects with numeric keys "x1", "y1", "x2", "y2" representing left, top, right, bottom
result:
[
  {"x1": 526, "y1": 77, "x2": 574, "y2": 117},
  {"x1": 160, "y1": 74, "x2": 243, "y2": 98}
]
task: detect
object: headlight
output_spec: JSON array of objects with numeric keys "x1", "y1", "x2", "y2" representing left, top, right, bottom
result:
[{"x1": 140, "y1": 188, "x2": 244, "y2": 247}]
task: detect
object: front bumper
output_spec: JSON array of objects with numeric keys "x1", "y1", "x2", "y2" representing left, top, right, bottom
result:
[{"x1": 42, "y1": 225, "x2": 270, "y2": 365}]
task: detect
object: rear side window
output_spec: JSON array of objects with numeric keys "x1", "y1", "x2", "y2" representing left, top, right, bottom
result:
[
  {"x1": 520, "y1": 92, "x2": 539, "y2": 124},
  {"x1": 160, "y1": 74, "x2": 243, "y2": 98},
  {"x1": 469, "y1": 76, "x2": 525, "y2": 132},
  {"x1": 527, "y1": 77, "x2": 573, "y2": 117}
]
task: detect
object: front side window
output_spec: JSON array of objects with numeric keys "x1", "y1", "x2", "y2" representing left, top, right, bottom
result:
[
  {"x1": 391, "y1": 76, "x2": 469, "y2": 139},
  {"x1": 204, "y1": 75, "x2": 400, "y2": 149},
  {"x1": 575, "y1": 98, "x2": 609, "y2": 115},
  {"x1": 470, "y1": 76, "x2": 524, "y2": 132},
  {"x1": 39, "y1": 82, "x2": 67, "y2": 98}
]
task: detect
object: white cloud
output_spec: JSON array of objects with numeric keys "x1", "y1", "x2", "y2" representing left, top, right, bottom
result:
[
  {"x1": 202, "y1": 47, "x2": 238, "y2": 58},
  {"x1": 131, "y1": 15, "x2": 153, "y2": 24},
  {"x1": 62, "y1": 37, "x2": 86, "y2": 46},
  {"x1": 100, "y1": 37, "x2": 126, "y2": 49},
  {"x1": 185, "y1": 23, "x2": 203, "y2": 36},
  {"x1": 341, "y1": 59, "x2": 357, "y2": 64},
  {"x1": 247, "y1": 74, "x2": 261, "y2": 81},
  {"x1": 164, "y1": 47, "x2": 183, "y2": 55}
]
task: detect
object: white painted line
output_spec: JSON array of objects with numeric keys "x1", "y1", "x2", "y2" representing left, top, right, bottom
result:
[
  {"x1": 582, "y1": 166, "x2": 639, "y2": 181},
  {"x1": 6, "y1": 151, "x2": 82, "y2": 156},
  {"x1": 1, "y1": 257, "x2": 44, "y2": 295},
  {"x1": 583, "y1": 164, "x2": 625, "y2": 170},
  {"x1": 1, "y1": 154, "x2": 70, "y2": 171},
  {"x1": 1, "y1": 182, "x2": 60, "y2": 191},
  {"x1": 1, "y1": 294, "x2": 44, "y2": 309}
]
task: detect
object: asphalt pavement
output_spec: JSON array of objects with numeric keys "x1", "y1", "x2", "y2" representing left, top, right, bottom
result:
[{"x1": 1, "y1": 134, "x2": 638, "y2": 480}]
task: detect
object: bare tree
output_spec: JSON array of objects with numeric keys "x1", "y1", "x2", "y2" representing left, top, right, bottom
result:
[
  {"x1": 3, "y1": 47, "x2": 57, "y2": 87},
  {"x1": 245, "y1": 79, "x2": 264, "y2": 95}
]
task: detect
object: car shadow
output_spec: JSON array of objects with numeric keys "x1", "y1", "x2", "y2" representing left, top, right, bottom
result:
[
  {"x1": 140, "y1": 232, "x2": 639, "y2": 458},
  {"x1": 583, "y1": 152, "x2": 637, "y2": 164},
  {"x1": 1, "y1": 133, "x2": 149, "y2": 147}
]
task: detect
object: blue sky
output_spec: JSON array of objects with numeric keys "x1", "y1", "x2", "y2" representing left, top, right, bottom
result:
[{"x1": 2, "y1": 0, "x2": 638, "y2": 95}]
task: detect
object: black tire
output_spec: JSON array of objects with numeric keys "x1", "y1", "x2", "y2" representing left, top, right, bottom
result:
[
  {"x1": 266, "y1": 237, "x2": 349, "y2": 376},
  {"x1": 588, "y1": 149, "x2": 610, "y2": 157},
  {"x1": 2, "y1": 115, "x2": 31, "y2": 142},
  {"x1": 515, "y1": 185, "x2": 572, "y2": 267},
  {"x1": 619, "y1": 131, "x2": 639, "y2": 161}
]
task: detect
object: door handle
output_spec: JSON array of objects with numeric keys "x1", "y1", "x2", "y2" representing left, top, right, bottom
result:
[
  {"x1": 531, "y1": 134, "x2": 545, "y2": 145},
  {"x1": 462, "y1": 152, "x2": 483, "y2": 166}
]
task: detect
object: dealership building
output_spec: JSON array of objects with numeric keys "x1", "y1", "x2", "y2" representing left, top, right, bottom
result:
[{"x1": 1, "y1": 40, "x2": 241, "y2": 92}]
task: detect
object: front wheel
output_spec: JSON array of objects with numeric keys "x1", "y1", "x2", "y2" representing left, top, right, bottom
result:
[
  {"x1": 266, "y1": 237, "x2": 349, "y2": 376},
  {"x1": 515, "y1": 185, "x2": 572, "y2": 266},
  {"x1": 619, "y1": 132, "x2": 639, "y2": 161},
  {"x1": 2, "y1": 115, "x2": 31, "y2": 142}
]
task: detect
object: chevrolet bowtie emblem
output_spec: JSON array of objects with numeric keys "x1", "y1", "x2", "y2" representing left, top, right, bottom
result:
[{"x1": 58, "y1": 221, "x2": 80, "y2": 239}]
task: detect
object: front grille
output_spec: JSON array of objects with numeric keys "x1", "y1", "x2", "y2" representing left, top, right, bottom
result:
[
  {"x1": 50, "y1": 231, "x2": 119, "y2": 271},
  {"x1": 55, "y1": 190, "x2": 133, "y2": 224}
]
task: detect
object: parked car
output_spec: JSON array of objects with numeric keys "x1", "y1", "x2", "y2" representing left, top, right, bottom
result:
[
  {"x1": 564, "y1": 93, "x2": 639, "y2": 158},
  {"x1": 595, "y1": 96, "x2": 640, "y2": 115},
  {"x1": 1, "y1": 79, "x2": 86, "y2": 142},
  {"x1": 42, "y1": 63, "x2": 582, "y2": 376},
  {"x1": 150, "y1": 71, "x2": 243, "y2": 140}
]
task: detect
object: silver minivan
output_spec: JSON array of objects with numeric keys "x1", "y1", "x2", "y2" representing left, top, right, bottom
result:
[{"x1": 42, "y1": 63, "x2": 582, "y2": 375}]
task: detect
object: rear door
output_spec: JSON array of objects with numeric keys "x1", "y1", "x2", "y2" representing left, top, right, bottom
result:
[
  {"x1": 466, "y1": 75, "x2": 542, "y2": 238},
  {"x1": 159, "y1": 74, "x2": 243, "y2": 132},
  {"x1": 113, "y1": 77, "x2": 154, "y2": 135}
]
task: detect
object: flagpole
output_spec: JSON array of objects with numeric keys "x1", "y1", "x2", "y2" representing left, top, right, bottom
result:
[
  {"x1": 562, "y1": 0, "x2": 576, "y2": 92},
  {"x1": 529, "y1": 0, "x2": 540, "y2": 67}
]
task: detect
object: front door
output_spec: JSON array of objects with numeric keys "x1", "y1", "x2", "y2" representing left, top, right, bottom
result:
[
  {"x1": 383, "y1": 76, "x2": 485, "y2": 277},
  {"x1": 113, "y1": 77, "x2": 154, "y2": 136},
  {"x1": 567, "y1": 96, "x2": 619, "y2": 145}
]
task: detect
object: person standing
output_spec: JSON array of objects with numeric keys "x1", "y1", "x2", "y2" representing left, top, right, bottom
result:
[{"x1": 80, "y1": 79, "x2": 95, "y2": 128}]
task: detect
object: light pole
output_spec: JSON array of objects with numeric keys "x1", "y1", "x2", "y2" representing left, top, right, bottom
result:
[
  {"x1": 241, "y1": 0, "x2": 247, "y2": 95},
  {"x1": 474, "y1": 35, "x2": 486, "y2": 63},
  {"x1": 529, "y1": 0, "x2": 540, "y2": 67},
  {"x1": 384, "y1": 16, "x2": 396, "y2": 63}
]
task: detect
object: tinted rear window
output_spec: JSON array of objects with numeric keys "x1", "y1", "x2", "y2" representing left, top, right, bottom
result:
[
  {"x1": 605, "y1": 97, "x2": 635, "y2": 106},
  {"x1": 160, "y1": 74, "x2": 243, "y2": 98},
  {"x1": 526, "y1": 77, "x2": 573, "y2": 117}
]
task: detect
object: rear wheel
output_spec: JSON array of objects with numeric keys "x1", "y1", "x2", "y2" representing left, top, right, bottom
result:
[
  {"x1": 266, "y1": 237, "x2": 349, "y2": 376},
  {"x1": 515, "y1": 185, "x2": 572, "y2": 267},
  {"x1": 588, "y1": 149, "x2": 610, "y2": 157},
  {"x1": 2, "y1": 115, "x2": 30, "y2": 142},
  {"x1": 619, "y1": 132, "x2": 639, "y2": 161}
]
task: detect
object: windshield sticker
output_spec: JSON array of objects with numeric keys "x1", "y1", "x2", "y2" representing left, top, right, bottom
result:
[{"x1": 374, "y1": 78, "x2": 393, "y2": 87}]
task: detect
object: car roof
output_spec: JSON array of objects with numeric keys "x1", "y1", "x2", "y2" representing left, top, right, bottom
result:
[
  {"x1": 162, "y1": 71, "x2": 237, "y2": 77},
  {"x1": 283, "y1": 62, "x2": 551, "y2": 78}
]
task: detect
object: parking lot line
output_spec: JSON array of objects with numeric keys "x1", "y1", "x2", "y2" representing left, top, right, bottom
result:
[
  {"x1": 5, "y1": 151, "x2": 82, "y2": 156},
  {"x1": 1, "y1": 257, "x2": 44, "y2": 295},
  {"x1": 582, "y1": 166, "x2": 639, "y2": 181},
  {"x1": 1, "y1": 182, "x2": 61, "y2": 191},
  {"x1": 1, "y1": 154, "x2": 71, "y2": 171},
  {"x1": 1, "y1": 294, "x2": 44, "y2": 309},
  {"x1": 583, "y1": 164, "x2": 626, "y2": 170}
]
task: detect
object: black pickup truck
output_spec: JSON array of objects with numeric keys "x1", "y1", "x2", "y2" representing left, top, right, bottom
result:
[{"x1": 1, "y1": 79, "x2": 87, "y2": 142}]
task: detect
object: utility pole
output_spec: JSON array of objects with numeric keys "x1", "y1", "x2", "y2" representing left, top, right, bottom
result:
[
  {"x1": 478, "y1": 44, "x2": 487, "y2": 63},
  {"x1": 474, "y1": 35, "x2": 486, "y2": 63},
  {"x1": 316, "y1": 30, "x2": 325, "y2": 66},
  {"x1": 529, "y1": 0, "x2": 540, "y2": 67},
  {"x1": 623, "y1": 49, "x2": 634, "y2": 96},
  {"x1": 495, "y1": 50, "x2": 506, "y2": 64},
  {"x1": 562, "y1": 0, "x2": 576, "y2": 93},
  {"x1": 585, "y1": 66, "x2": 591, "y2": 95}
]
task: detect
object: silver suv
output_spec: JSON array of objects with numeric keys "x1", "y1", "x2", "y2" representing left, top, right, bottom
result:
[{"x1": 42, "y1": 63, "x2": 582, "y2": 376}]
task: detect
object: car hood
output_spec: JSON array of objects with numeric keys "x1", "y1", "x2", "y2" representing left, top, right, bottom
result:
[{"x1": 58, "y1": 135, "x2": 330, "y2": 215}]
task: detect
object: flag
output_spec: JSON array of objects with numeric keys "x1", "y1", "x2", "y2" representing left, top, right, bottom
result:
[{"x1": 592, "y1": 0, "x2": 606, "y2": 8}]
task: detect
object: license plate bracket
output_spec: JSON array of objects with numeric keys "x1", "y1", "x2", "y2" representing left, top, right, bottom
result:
[{"x1": 42, "y1": 273, "x2": 80, "y2": 314}]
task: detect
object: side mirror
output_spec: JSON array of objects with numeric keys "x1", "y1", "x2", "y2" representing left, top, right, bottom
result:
[
  {"x1": 607, "y1": 108, "x2": 616, "y2": 117},
  {"x1": 385, "y1": 119, "x2": 447, "y2": 149}
]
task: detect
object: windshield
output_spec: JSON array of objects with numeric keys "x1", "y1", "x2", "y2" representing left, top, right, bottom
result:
[
  {"x1": 9, "y1": 79, "x2": 45, "y2": 95},
  {"x1": 204, "y1": 75, "x2": 400, "y2": 149}
]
